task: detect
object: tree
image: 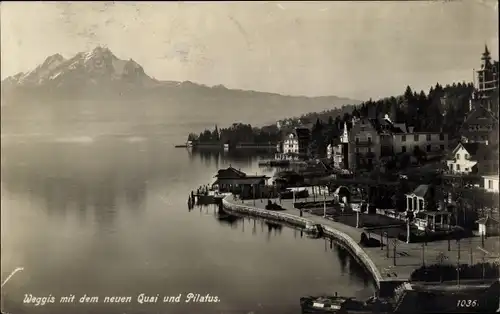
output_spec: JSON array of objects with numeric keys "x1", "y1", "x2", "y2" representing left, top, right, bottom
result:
[
  {"x1": 424, "y1": 185, "x2": 438, "y2": 212},
  {"x1": 395, "y1": 178, "x2": 411, "y2": 212}
]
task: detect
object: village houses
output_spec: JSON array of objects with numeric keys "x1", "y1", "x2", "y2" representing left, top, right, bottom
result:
[
  {"x1": 277, "y1": 127, "x2": 311, "y2": 160},
  {"x1": 445, "y1": 142, "x2": 496, "y2": 175},
  {"x1": 327, "y1": 112, "x2": 448, "y2": 172}
]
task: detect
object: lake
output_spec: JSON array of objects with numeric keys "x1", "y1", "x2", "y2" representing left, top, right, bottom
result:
[{"x1": 1, "y1": 125, "x2": 375, "y2": 314}]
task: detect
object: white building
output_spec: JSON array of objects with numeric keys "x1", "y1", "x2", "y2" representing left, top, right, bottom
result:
[
  {"x1": 282, "y1": 132, "x2": 299, "y2": 155},
  {"x1": 326, "y1": 143, "x2": 334, "y2": 160},
  {"x1": 392, "y1": 131, "x2": 448, "y2": 155},
  {"x1": 446, "y1": 142, "x2": 488, "y2": 175},
  {"x1": 483, "y1": 174, "x2": 499, "y2": 193},
  {"x1": 326, "y1": 122, "x2": 350, "y2": 169},
  {"x1": 278, "y1": 127, "x2": 311, "y2": 160}
]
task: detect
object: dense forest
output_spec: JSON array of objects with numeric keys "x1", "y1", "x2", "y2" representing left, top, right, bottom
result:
[{"x1": 188, "y1": 81, "x2": 484, "y2": 150}]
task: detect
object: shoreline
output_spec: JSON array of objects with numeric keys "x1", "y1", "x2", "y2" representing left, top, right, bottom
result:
[
  {"x1": 221, "y1": 195, "x2": 396, "y2": 295},
  {"x1": 221, "y1": 195, "x2": 500, "y2": 298}
]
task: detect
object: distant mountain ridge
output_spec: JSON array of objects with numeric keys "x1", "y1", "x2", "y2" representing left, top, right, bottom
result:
[{"x1": 2, "y1": 46, "x2": 359, "y2": 105}]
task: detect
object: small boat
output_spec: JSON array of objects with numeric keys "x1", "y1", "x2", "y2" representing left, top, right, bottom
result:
[
  {"x1": 300, "y1": 294, "x2": 392, "y2": 314},
  {"x1": 304, "y1": 223, "x2": 323, "y2": 238}
]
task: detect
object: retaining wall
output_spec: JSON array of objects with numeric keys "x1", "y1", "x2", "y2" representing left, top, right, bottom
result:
[{"x1": 222, "y1": 197, "x2": 384, "y2": 288}]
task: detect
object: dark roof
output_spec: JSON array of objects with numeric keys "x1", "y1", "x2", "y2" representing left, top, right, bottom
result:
[
  {"x1": 295, "y1": 127, "x2": 311, "y2": 139},
  {"x1": 476, "y1": 216, "x2": 500, "y2": 225},
  {"x1": 461, "y1": 143, "x2": 484, "y2": 156},
  {"x1": 214, "y1": 166, "x2": 247, "y2": 178},
  {"x1": 460, "y1": 106, "x2": 499, "y2": 131},
  {"x1": 213, "y1": 176, "x2": 269, "y2": 186},
  {"x1": 449, "y1": 142, "x2": 487, "y2": 159},
  {"x1": 409, "y1": 184, "x2": 430, "y2": 198}
]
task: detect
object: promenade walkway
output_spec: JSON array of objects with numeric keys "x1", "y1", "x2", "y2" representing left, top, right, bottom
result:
[{"x1": 224, "y1": 195, "x2": 500, "y2": 284}]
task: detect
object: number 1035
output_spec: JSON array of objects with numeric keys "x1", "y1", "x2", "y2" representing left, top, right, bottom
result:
[{"x1": 457, "y1": 300, "x2": 478, "y2": 307}]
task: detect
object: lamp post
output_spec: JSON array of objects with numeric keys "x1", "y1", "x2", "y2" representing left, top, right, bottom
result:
[
  {"x1": 385, "y1": 231, "x2": 389, "y2": 257},
  {"x1": 253, "y1": 183, "x2": 256, "y2": 206},
  {"x1": 393, "y1": 238, "x2": 397, "y2": 266},
  {"x1": 323, "y1": 194, "x2": 327, "y2": 218},
  {"x1": 457, "y1": 239, "x2": 461, "y2": 286}
]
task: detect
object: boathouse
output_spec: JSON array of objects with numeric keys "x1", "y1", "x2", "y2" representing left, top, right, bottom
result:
[{"x1": 212, "y1": 166, "x2": 270, "y2": 199}]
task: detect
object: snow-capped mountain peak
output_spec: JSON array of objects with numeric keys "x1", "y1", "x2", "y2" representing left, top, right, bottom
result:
[{"x1": 4, "y1": 46, "x2": 155, "y2": 88}]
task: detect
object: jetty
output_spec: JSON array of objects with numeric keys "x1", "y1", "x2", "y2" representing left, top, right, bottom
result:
[{"x1": 222, "y1": 194, "x2": 500, "y2": 297}]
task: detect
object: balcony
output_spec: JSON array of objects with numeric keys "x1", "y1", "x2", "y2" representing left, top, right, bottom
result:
[{"x1": 354, "y1": 140, "x2": 374, "y2": 147}]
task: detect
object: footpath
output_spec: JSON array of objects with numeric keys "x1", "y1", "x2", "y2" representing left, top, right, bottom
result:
[{"x1": 224, "y1": 195, "x2": 500, "y2": 286}]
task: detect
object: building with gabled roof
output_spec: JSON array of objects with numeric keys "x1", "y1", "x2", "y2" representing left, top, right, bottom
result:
[
  {"x1": 459, "y1": 105, "x2": 498, "y2": 145},
  {"x1": 280, "y1": 127, "x2": 311, "y2": 160},
  {"x1": 446, "y1": 142, "x2": 497, "y2": 175},
  {"x1": 212, "y1": 166, "x2": 270, "y2": 198}
]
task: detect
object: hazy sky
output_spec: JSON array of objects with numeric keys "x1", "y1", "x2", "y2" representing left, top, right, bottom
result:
[{"x1": 1, "y1": 1, "x2": 498, "y2": 100}]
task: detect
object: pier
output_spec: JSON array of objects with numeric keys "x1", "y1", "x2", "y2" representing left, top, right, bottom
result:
[{"x1": 222, "y1": 194, "x2": 500, "y2": 297}]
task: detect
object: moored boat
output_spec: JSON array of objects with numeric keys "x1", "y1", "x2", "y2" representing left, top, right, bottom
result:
[
  {"x1": 300, "y1": 294, "x2": 391, "y2": 314},
  {"x1": 301, "y1": 281, "x2": 500, "y2": 314}
]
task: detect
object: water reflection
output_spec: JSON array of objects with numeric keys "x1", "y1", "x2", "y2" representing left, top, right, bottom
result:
[
  {"x1": 191, "y1": 148, "x2": 274, "y2": 167},
  {"x1": 194, "y1": 208, "x2": 374, "y2": 288}
]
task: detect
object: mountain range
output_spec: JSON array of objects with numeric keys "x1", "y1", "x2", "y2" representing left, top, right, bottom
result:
[
  {"x1": 2, "y1": 46, "x2": 359, "y2": 105},
  {"x1": 1, "y1": 47, "x2": 362, "y2": 138}
]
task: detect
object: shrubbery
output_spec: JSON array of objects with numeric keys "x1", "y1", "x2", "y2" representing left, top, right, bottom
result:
[
  {"x1": 359, "y1": 232, "x2": 383, "y2": 248},
  {"x1": 397, "y1": 228, "x2": 473, "y2": 243},
  {"x1": 410, "y1": 262, "x2": 499, "y2": 282},
  {"x1": 265, "y1": 200, "x2": 284, "y2": 211}
]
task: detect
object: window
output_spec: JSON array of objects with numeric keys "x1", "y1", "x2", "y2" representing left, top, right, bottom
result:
[
  {"x1": 456, "y1": 153, "x2": 460, "y2": 160},
  {"x1": 440, "y1": 144, "x2": 445, "y2": 150},
  {"x1": 368, "y1": 137, "x2": 372, "y2": 143},
  {"x1": 402, "y1": 135, "x2": 406, "y2": 142},
  {"x1": 368, "y1": 147, "x2": 372, "y2": 153},
  {"x1": 402, "y1": 146, "x2": 406, "y2": 153},
  {"x1": 356, "y1": 137, "x2": 359, "y2": 144},
  {"x1": 439, "y1": 134, "x2": 444, "y2": 141},
  {"x1": 489, "y1": 180, "x2": 493, "y2": 189},
  {"x1": 464, "y1": 153, "x2": 469, "y2": 160},
  {"x1": 426, "y1": 145, "x2": 431, "y2": 152},
  {"x1": 465, "y1": 168, "x2": 469, "y2": 171},
  {"x1": 426, "y1": 134, "x2": 431, "y2": 141},
  {"x1": 457, "y1": 164, "x2": 461, "y2": 171},
  {"x1": 414, "y1": 134, "x2": 419, "y2": 141},
  {"x1": 356, "y1": 148, "x2": 359, "y2": 153},
  {"x1": 450, "y1": 164, "x2": 454, "y2": 171}
]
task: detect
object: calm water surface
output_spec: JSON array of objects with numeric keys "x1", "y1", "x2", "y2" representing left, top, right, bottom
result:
[{"x1": 1, "y1": 134, "x2": 375, "y2": 314}]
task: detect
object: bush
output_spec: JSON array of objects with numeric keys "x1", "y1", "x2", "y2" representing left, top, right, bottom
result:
[
  {"x1": 294, "y1": 201, "x2": 335, "y2": 209},
  {"x1": 265, "y1": 201, "x2": 284, "y2": 211},
  {"x1": 410, "y1": 262, "x2": 499, "y2": 282},
  {"x1": 397, "y1": 227, "x2": 473, "y2": 243},
  {"x1": 359, "y1": 232, "x2": 382, "y2": 248}
]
